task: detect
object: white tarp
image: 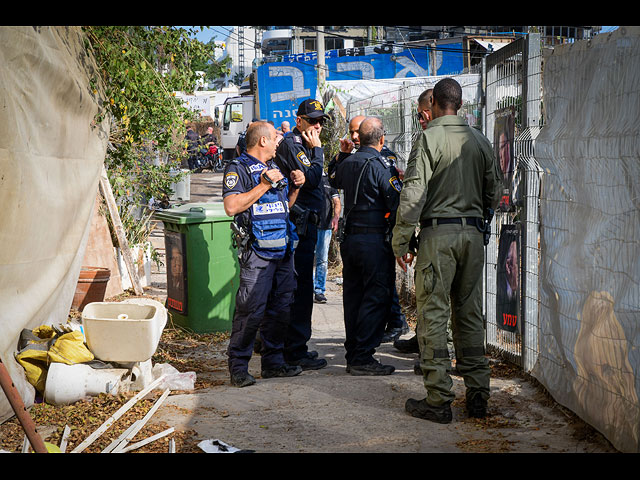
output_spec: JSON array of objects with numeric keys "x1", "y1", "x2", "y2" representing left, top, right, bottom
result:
[
  {"x1": 533, "y1": 26, "x2": 640, "y2": 453},
  {"x1": 325, "y1": 73, "x2": 482, "y2": 118},
  {"x1": 0, "y1": 26, "x2": 108, "y2": 422}
]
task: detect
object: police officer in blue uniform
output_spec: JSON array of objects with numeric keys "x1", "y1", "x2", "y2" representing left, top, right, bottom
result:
[
  {"x1": 337, "y1": 116, "x2": 409, "y2": 344},
  {"x1": 379, "y1": 143, "x2": 411, "y2": 343},
  {"x1": 223, "y1": 121, "x2": 306, "y2": 387},
  {"x1": 273, "y1": 99, "x2": 329, "y2": 370},
  {"x1": 328, "y1": 116, "x2": 402, "y2": 375}
]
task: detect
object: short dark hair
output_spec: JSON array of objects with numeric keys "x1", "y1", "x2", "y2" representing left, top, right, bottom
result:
[
  {"x1": 418, "y1": 88, "x2": 433, "y2": 107},
  {"x1": 245, "y1": 121, "x2": 272, "y2": 148},
  {"x1": 433, "y1": 78, "x2": 462, "y2": 111},
  {"x1": 358, "y1": 117, "x2": 384, "y2": 147}
]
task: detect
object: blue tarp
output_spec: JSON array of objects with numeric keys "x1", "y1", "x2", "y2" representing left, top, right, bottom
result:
[{"x1": 256, "y1": 45, "x2": 464, "y2": 123}]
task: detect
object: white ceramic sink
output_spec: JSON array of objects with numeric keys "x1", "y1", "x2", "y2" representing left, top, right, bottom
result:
[{"x1": 82, "y1": 299, "x2": 167, "y2": 363}]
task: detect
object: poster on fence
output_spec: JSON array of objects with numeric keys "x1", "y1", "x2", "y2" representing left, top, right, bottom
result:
[
  {"x1": 496, "y1": 224, "x2": 520, "y2": 333},
  {"x1": 494, "y1": 107, "x2": 516, "y2": 211}
]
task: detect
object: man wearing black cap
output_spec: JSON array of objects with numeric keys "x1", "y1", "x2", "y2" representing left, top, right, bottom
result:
[{"x1": 273, "y1": 98, "x2": 328, "y2": 370}]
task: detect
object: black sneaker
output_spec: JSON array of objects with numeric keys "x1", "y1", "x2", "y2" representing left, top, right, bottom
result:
[
  {"x1": 230, "y1": 371, "x2": 256, "y2": 388},
  {"x1": 287, "y1": 356, "x2": 327, "y2": 371},
  {"x1": 466, "y1": 394, "x2": 488, "y2": 418},
  {"x1": 313, "y1": 293, "x2": 327, "y2": 304},
  {"x1": 346, "y1": 360, "x2": 395, "y2": 376},
  {"x1": 261, "y1": 364, "x2": 303, "y2": 379},
  {"x1": 394, "y1": 335, "x2": 419, "y2": 353},
  {"x1": 381, "y1": 317, "x2": 410, "y2": 343},
  {"x1": 405, "y1": 398, "x2": 452, "y2": 424}
]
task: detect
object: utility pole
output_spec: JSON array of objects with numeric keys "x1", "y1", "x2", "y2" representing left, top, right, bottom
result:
[
  {"x1": 238, "y1": 26, "x2": 245, "y2": 80},
  {"x1": 317, "y1": 26, "x2": 326, "y2": 93}
]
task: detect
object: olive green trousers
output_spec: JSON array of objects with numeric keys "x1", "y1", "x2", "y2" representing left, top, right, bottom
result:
[{"x1": 414, "y1": 223, "x2": 490, "y2": 407}]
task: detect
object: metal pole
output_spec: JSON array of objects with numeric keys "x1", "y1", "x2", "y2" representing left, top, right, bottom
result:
[
  {"x1": 0, "y1": 359, "x2": 48, "y2": 453},
  {"x1": 317, "y1": 26, "x2": 326, "y2": 93}
]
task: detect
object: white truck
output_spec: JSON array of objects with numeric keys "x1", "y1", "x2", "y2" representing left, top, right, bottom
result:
[{"x1": 219, "y1": 95, "x2": 257, "y2": 160}]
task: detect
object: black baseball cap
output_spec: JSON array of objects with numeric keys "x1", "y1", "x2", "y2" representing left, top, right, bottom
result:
[{"x1": 297, "y1": 99, "x2": 328, "y2": 119}]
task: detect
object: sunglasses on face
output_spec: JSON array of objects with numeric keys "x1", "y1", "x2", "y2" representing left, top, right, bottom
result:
[{"x1": 302, "y1": 116, "x2": 325, "y2": 126}]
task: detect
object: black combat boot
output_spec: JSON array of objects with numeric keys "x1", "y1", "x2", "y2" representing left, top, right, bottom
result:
[
  {"x1": 466, "y1": 393, "x2": 488, "y2": 418},
  {"x1": 405, "y1": 398, "x2": 453, "y2": 424},
  {"x1": 393, "y1": 334, "x2": 419, "y2": 353}
]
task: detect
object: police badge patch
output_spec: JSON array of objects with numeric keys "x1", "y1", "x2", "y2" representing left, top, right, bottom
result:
[
  {"x1": 225, "y1": 172, "x2": 239, "y2": 189},
  {"x1": 389, "y1": 175, "x2": 402, "y2": 192},
  {"x1": 296, "y1": 151, "x2": 311, "y2": 167}
]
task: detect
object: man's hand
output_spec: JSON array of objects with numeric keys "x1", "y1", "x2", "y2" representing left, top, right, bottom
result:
[
  {"x1": 302, "y1": 128, "x2": 322, "y2": 148},
  {"x1": 395, "y1": 252, "x2": 415, "y2": 272},
  {"x1": 290, "y1": 169, "x2": 305, "y2": 188},
  {"x1": 339, "y1": 137, "x2": 354, "y2": 153},
  {"x1": 331, "y1": 216, "x2": 339, "y2": 232},
  {"x1": 261, "y1": 168, "x2": 284, "y2": 186}
]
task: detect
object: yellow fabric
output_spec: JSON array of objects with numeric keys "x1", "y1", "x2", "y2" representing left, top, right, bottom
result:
[{"x1": 15, "y1": 328, "x2": 94, "y2": 394}]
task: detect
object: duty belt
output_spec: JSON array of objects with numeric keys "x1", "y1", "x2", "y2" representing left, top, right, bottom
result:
[
  {"x1": 292, "y1": 209, "x2": 320, "y2": 226},
  {"x1": 421, "y1": 217, "x2": 484, "y2": 229},
  {"x1": 345, "y1": 225, "x2": 388, "y2": 234}
]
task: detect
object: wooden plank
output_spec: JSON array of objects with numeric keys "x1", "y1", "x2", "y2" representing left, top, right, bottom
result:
[
  {"x1": 71, "y1": 375, "x2": 166, "y2": 453},
  {"x1": 59, "y1": 425, "x2": 71, "y2": 453},
  {"x1": 111, "y1": 388, "x2": 170, "y2": 453},
  {"x1": 120, "y1": 427, "x2": 174, "y2": 453},
  {"x1": 101, "y1": 420, "x2": 140, "y2": 454},
  {"x1": 98, "y1": 164, "x2": 144, "y2": 295}
]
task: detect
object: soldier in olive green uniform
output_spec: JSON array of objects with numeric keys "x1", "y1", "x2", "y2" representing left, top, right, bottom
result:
[{"x1": 392, "y1": 78, "x2": 503, "y2": 424}]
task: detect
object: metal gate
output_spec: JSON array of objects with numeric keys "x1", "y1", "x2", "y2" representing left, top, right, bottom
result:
[{"x1": 483, "y1": 34, "x2": 542, "y2": 371}]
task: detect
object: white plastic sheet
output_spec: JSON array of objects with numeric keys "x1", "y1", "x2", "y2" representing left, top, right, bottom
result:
[
  {"x1": 533, "y1": 27, "x2": 640, "y2": 453},
  {"x1": 0, "y1": 26, "x2": 108, "y2": 422}
]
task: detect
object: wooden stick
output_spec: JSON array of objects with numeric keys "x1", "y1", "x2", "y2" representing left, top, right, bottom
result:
[
  {"x1": 112, "y1": 388, "x2": 170, "y2": 453},
  {"x1": 71, "y1": 375, "x2": 166, "y2": 453},
  {"x1": 59, "y1": 425, "x2": 71, "y2": 453},
  {"x1": 102, "y1": 420, "x2": 140, "y2": 454},
  {"x1": 120, "y1": 427, "x2": 174, "y2": 453},
  {"x1": 98, "y1": 163, "x2": 144, "y2": 295}
]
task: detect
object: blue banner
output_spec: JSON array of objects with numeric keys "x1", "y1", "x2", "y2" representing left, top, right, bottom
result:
[{"x1": 256, "y1": 45, "x2": 464, "y2": 123}]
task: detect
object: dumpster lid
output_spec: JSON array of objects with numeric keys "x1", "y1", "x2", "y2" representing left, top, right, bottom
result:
[{"x1": 153, "y1": 202, "x2": 231, "y2": 224}]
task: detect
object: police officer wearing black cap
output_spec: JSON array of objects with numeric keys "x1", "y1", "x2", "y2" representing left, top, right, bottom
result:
[
  {"x1": 273, "y1": 98, "x2": 329, "y2": 370},
  {"x1": 328, "y1": 116, "x2": 402, "y2": 375}
]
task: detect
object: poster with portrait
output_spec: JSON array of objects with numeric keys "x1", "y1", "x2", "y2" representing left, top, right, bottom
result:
[
  {"x1": 493, "y1": 107, "x2": 516, "y2": 211},
  {"x1": 496, "y1": 224, "x2": 520, "y2": 333}
]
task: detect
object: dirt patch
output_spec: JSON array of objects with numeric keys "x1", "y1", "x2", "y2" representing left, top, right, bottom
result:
[{"x1": 0, "y1": 318, "x2": 617, "y2": 454}]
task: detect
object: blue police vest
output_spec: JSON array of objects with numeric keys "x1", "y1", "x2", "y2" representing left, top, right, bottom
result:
[{"x1": 236, "y1": 154, "x2": 298, "y2": 259}]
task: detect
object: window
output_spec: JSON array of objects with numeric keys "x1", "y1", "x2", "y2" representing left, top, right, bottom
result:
[{"x1": 223, "y1": 103, "x2": 244, "y2": 128}]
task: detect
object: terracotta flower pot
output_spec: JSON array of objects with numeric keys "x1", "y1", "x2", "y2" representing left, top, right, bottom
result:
[{"x1": 72, "y1": 267, "x2": 111, "y2": 312}]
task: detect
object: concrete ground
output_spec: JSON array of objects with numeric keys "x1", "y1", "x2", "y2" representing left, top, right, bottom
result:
[{"x1": 143, "y1": 170, "x2": 617, "y2": 454}]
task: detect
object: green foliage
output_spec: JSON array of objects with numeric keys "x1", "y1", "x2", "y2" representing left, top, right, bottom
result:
[
  {"x1": 191, "y1": 38, "x2": 232, "y2": 88},
  {"x1": 83, "y1": 26, "x2": 228, "y2": 246}
]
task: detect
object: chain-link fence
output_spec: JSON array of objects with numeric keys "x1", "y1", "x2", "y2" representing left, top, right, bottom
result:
[
  {"x1": 483, "y1": 34, "x2": 543, "y2": 371},
  {"x1": 327, "y1": 37, "x2": 541, "y2": 373}
]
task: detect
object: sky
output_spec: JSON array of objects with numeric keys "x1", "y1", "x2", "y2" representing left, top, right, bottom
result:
[{"x1": 181, "y1": 26, "x2": 233, "y2": 43}]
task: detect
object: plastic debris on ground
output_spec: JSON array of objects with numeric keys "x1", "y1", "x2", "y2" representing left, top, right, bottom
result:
[{"x1": 198, "y1": 439, "x2": 255, "y2": 453}]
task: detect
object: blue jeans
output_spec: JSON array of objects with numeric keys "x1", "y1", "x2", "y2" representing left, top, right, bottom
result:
[{"x1": 313, "y1": 228, "x2": 333, "y2": 295}]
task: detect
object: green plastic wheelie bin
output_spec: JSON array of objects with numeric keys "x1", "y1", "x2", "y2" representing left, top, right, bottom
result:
[{"x1": 154, "y1": 202, "x2": 239, "y2": 333}]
